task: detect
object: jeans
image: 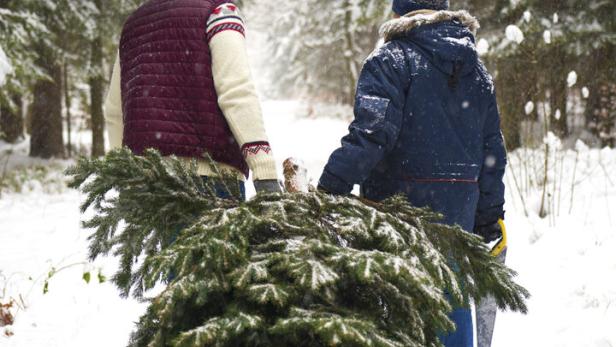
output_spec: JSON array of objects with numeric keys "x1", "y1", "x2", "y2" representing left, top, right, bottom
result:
[
  {"x1": 439, "y1": 306, "x2": 474, "y2": 347},
  {"x1": 201, "y1": 176, "x2": 246, "y2": 200},
  {"x1": 166, "y1": 177, "x2": 246, "y2": 282}
]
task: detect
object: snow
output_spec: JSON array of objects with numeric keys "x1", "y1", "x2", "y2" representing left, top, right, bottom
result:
[
  {"x1": 523, "y1": 11, "x2": 532, "y2": 23},
  {"x1": 567, "y1": 70, "x2": 578, "y2": 88},
  {"x1": 476, "y1": 38, "x2": 490, "y2": 56},
  {"x1": 525, "y1": 101, "x2": 535, "y2": 115},
  {"x1": 0, "y1": 44, "x2": 12, "y2": 86},
  {"x1": 496, "y1": 144, "x2": 616, "y2": 347},
  {"x1": 505, "y1": 25, "x2": 525, "y2": 44},
  {"x1": 582, "y1": 87, "x2": 590, "y2": 99},
  {"x1": 543, "y1": 30, "x2": 552, "y2": 44},
  {"x1": 1, "y1": 101, "x2": 615, "y2": 347}
]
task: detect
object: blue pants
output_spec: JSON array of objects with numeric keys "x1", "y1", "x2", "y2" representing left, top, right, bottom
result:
[
  {"x1": 166, "y1": 177, "x2": 245, "y2": 282},
  {"x1": 403, "y1": 182, "x2": 477, "y2": 347},
  {"x1": 440, "y1": 306, "x2": 474, "y2": 347},
  {"x1": 202, "y1": 176, "x2": 246, "y2": 200}
]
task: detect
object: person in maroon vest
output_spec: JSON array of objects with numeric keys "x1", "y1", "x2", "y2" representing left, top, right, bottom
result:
[{"x1": 104, "y1": 0, "x2": 281, "y2": 197}]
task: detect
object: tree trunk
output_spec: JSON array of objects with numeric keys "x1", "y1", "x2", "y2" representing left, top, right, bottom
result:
[
  {"x1": 496, "y1": 61, "x2": 523, "y2": 150},
  {"x1": 90, "y1": 22, "x2": 106, "y2": 157},
  {"x1": 342, "y1": 0, "x2": 359, "y2": 105},
  {"x1": 0, "y1": 93, "x2": 24, "y2": 143},
  {"x1": 550, "y1": 86, "x2": 569, "y2": 138},
  {"x1": 30, "y1": 62, "x2": 64, "y2": 158},
  {"x1": 64, "y1": 61, "x2": 73, "y2": 157},
  {"x1": 499, "y1": 95, "x2": 522, "y2": 150},
  {"x1": 550, "y1": 49, "x2": 569, "y2": 138}
]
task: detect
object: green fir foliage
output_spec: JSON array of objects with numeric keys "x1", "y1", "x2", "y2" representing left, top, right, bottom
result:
[{"x1": 66, "y1": 149, "x2": 529, "y2": 347}]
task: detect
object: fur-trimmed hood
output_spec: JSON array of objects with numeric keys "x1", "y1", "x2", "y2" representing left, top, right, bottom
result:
[
  {"x1": 378, "y1": 9, "x2": 481, "y2": 77},
  {"x1": 380, "y1": 10, "x2": 480, "y2": 42}
]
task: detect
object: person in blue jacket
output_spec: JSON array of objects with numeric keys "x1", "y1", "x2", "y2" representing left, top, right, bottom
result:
[{"x1": 318, "y1": 1, "x2": 508, "y2": 346}]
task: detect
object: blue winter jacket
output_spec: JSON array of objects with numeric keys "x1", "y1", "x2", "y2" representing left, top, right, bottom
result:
[{"x1": 319, "y1": 11, "x2": 507, "y2": 232}]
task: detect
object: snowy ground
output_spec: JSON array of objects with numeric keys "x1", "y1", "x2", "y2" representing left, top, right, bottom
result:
[{"x1": 1, "y1": 100, "x2": 615, "y2": 347}]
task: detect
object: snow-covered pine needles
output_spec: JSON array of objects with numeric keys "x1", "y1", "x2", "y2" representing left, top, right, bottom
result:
[{"x1": 66, "y1": 148, "x2": 529, "y2": 347}]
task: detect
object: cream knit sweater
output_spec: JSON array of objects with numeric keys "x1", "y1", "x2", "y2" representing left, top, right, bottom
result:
[{"x1": 104, "y1": 3, "x2": 278, "y2": 181}]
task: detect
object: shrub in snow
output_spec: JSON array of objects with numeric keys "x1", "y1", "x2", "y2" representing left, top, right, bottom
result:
[{"x1": 67, "y1": 149, "x2": 529, "y2": 347}]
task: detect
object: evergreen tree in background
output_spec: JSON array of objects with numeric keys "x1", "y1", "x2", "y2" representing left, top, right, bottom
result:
[
  {"x1": 0, "y1": 0, "x2": 141, "y2": 156},
  {"x1": 0, "y1": 1, "x2": 45, "y2": 143},
  {"x1": 457, "y1": 0, "x2": 616, "y2": 148},
  {"x1": 250, "y1": 0, "x2": 390, "y2": 104},
  {"x1": 67, "y1": 149, "x2": 529, "y2": 347},
  {"x1": 248, "y1": 0, "x2": 614, "y2": 148}
]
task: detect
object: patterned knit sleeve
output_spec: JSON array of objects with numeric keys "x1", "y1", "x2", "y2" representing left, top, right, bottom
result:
[
  {"x1": 206, "y1": 3, "x2": 245, "y2": 42},
  {"x1": 206, "y1": 3, "x2": 279, "y2": 181}
]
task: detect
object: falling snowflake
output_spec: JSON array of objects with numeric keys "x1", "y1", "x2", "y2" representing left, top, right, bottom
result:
[
  {"x1": 582, "y1": 87, "x2": 590, "y2": 99},
  {"x1": 485, "y1": 155, "x2": 497, "y2": 168}
]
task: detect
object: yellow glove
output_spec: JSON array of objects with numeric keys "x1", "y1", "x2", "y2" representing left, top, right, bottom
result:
[{"x1": 490, "y1": 219, "x2": 507, "y2": 257}]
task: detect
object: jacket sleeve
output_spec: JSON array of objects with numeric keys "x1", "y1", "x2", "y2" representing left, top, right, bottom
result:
[
  {"x1": 318, "y1": 43, "x2": 409, "y2": 195},
  {"x1": 475, "y1": 92, "x2": 507, "y2": 227}
]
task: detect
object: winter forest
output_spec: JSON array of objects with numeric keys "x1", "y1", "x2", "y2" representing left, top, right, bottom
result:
[{"x1": 0, "y1": 0, "x2": 615, "y2": 346}]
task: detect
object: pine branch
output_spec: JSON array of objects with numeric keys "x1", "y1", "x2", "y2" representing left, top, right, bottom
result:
[{"x1": 67, "y1": 149, "x2": 530, "y2": 347}]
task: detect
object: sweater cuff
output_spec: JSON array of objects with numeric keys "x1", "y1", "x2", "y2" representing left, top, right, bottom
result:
[{"x1": 242, "y1": 141, "x2": 278, "y2": 180}]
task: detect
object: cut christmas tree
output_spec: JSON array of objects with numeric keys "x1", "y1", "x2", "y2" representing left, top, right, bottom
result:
[{"x1": 66, "y1": 149, "x2": 529, "y2": 347}]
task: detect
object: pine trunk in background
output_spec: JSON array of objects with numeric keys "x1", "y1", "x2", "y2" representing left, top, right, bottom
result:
[
  {"x1": 0, "y1": 93, "x2": 24, "y2": 143},
  {"x1": 495, "y1": 61, "x2": 523, "y2": 150},
  {"x1": 501, "y1": 107, "x2": 522, "y2": 150},
  {"x1": 550, "y1": 50, "x2": 569, "y2": 138},
  {"x1": 64, "y1": 61, "x2": 72, "y2": 157},
  {"x1": 551, "y1": 85, "x2": 569, "y2": 138},
  {"x1": 90, "y1": 30, "x2": 105, "y2": 157},
  {"x1": 30, "y1": 51, "x2": 64, "y2": 159},
  {"x1": 342, "y1": 0, "x2": 359, "y2": 105}
]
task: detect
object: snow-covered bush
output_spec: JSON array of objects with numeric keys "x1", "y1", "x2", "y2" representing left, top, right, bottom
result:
[{"x1": 505, "y1": 137, "x2": 615, "y2": 224}]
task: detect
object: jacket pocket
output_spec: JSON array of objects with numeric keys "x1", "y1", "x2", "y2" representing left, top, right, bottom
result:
[{"x1": 354, "y1": 95, "x2": 391, "y2": 131}]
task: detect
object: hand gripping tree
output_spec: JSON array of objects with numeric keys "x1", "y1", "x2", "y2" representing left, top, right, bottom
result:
[{"x1": 66, "y1": 149, "x2": 529, "y2": 347}]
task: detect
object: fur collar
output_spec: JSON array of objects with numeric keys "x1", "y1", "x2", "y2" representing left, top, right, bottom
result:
[{"x1": 380, "y1": 10, "x2": 480, "y2": 42}]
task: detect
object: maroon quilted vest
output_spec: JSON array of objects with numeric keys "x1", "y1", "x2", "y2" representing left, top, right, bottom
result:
[{"x1": 119, "y1": 0, "x2": 248, "y2": 177}]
